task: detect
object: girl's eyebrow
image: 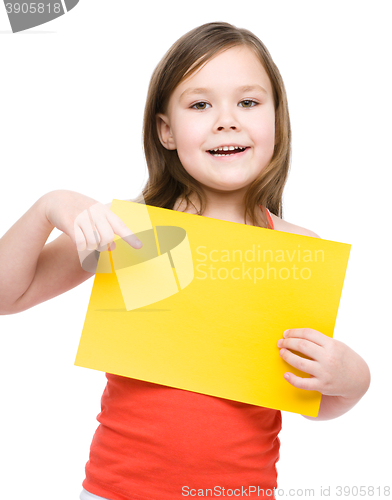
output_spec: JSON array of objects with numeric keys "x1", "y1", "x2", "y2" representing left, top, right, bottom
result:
[{"x1": 179, "y1": 85, "x2": 268, "y2": 101}]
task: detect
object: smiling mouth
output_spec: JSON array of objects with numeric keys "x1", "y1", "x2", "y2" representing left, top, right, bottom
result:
[{"x1": 208, "y1": 146, "x2": 248, "y2": 157}]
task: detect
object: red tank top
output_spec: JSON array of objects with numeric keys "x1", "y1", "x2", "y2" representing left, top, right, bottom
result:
[{"x1": 82, "y1": 207, "x2": 280, "y2": 500}]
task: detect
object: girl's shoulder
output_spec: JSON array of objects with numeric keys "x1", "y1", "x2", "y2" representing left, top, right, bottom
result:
[{"x1": 270, "y1": 212, "x2": 321, "y2": 239}]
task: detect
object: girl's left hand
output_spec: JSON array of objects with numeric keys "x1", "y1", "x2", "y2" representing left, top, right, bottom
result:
[{"x1": 277, "y1": 328, "x2": 369, "y2": 400}]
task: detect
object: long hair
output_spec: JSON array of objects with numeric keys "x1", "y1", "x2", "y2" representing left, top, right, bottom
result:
[{"x1": 134, "y1": 22, "x2": 291, "y2": 228}]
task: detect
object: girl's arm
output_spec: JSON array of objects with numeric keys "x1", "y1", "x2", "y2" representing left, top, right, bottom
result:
[
  {"x1": 271, "y1": 219, "x2": 370, "y2": 420},
  {"x1": 0, "y1": 190, "x2": 142, "y2": 315},
  {"x1": 0, "y1": 192, "x2": 93, "y2": 314},
  {"x1": 306, "y1": 385, "x2": 370, "y2": 421},
  {"x1": 277, "y1": 328, "x2": 371, "y2": 421}
]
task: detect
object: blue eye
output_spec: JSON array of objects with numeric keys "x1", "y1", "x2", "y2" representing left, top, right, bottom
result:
[
  {"x1": 239, "y1": 100, "x2": 258, "y2": 108},
  {"x1": 191, "y1": 102, "x2": 211, "y2": 110}
]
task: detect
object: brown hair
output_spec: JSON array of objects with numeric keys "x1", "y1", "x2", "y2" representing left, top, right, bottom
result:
[{"x1": 134, "y1": 21, "x2": 291, "y2": 228}]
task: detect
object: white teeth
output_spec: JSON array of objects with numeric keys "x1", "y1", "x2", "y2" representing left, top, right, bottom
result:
[
  {"x1": 211, "y1": 146, "x2": 245, "y2": 152},
  {"x1": 209, "y1": 146, "x2": 247, "y2": 157}
]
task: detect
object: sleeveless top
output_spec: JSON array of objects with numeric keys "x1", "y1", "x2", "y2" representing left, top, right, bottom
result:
[{"x1": 82, "y1": 206, "x2": 281, "y2": 500}]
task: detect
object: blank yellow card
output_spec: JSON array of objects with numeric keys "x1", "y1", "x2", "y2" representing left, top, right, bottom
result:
[{"x1": 75, "y1": 200, "x2": 351, "y2": 417}]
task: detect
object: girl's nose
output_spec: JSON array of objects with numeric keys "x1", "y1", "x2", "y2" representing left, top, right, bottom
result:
[
  {"x1": 215, "y1": 108, "x2": 241, "y2": 131},
  {"x1": 217, "y1": 125, "x2": 237, "y2": 131}
]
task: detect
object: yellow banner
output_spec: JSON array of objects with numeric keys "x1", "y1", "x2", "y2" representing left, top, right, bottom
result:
[{"x1": 75, "y1": 200, "x2": 351, "y2": 417}]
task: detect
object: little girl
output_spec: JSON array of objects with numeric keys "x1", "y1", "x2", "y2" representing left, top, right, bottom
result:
[{"x1": 0, "y1": 22, "x2": 370, "y2": 500}]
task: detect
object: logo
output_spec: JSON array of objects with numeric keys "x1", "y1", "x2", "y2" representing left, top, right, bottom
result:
[
  {"x1": 76, "y1": 198, "x2": 195, "y2": 312},
  {"x1": 4, "y1": 0, "x2": 79, "y2": 33}
]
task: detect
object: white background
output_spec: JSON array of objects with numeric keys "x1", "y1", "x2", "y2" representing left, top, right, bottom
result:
[{"x1": 0, "y1": 1, "x2": 391, "y2": 499}]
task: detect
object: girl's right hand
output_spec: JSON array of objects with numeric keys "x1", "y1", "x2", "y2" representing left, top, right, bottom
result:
[{"x1": 44, "y1": 189, "x2": 143, "y2": 254}]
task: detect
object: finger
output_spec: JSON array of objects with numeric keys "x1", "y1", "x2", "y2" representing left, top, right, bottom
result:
[
  {"x1": 88, "y1": 213, "x2": 116, "y2": 252},
  {"x1": 277, "y1": 337, "x2": 322, "y2": 361},
  {"x1": 108, "y1": 241, "x2": 116, "y2": 251},
  {"x1": 279, "y1": 347, "x2": 318, "y2": 376},
  {"x1": 74, "y1": 223, "x2": 87, "y2": 251},
  {"x1": 283, "y1": 372, "x2": 320, "y2": 392},
  {"x1": 105, "y1": 210, "x2": 143, "y2": 249},
  {"x1": 86, "y1": 206, "x2": 103, "y2": 248},
  {"x1": 87, "y1": 205, "x2": 121, "y2": 252},
  {"x1": 283, "y1": 328, "x2": 329, "y2": 347},
  {"x1": 76, "y1": 209, "x2": 101, "y2": 251}
]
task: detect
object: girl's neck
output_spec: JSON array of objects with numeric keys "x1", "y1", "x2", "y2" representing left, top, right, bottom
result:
[{"x1": 173, "y1": 189, "x2": 252, "y2": 225}]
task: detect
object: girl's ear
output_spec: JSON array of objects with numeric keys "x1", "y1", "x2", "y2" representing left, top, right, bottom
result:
[{"x1": 156, "y1": 113, "x2": 176, "y2": 150}]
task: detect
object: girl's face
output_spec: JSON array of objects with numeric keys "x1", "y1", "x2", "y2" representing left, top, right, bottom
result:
[{"x1": 157, "y1": 46, "x2": 276, "y2": 195}]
